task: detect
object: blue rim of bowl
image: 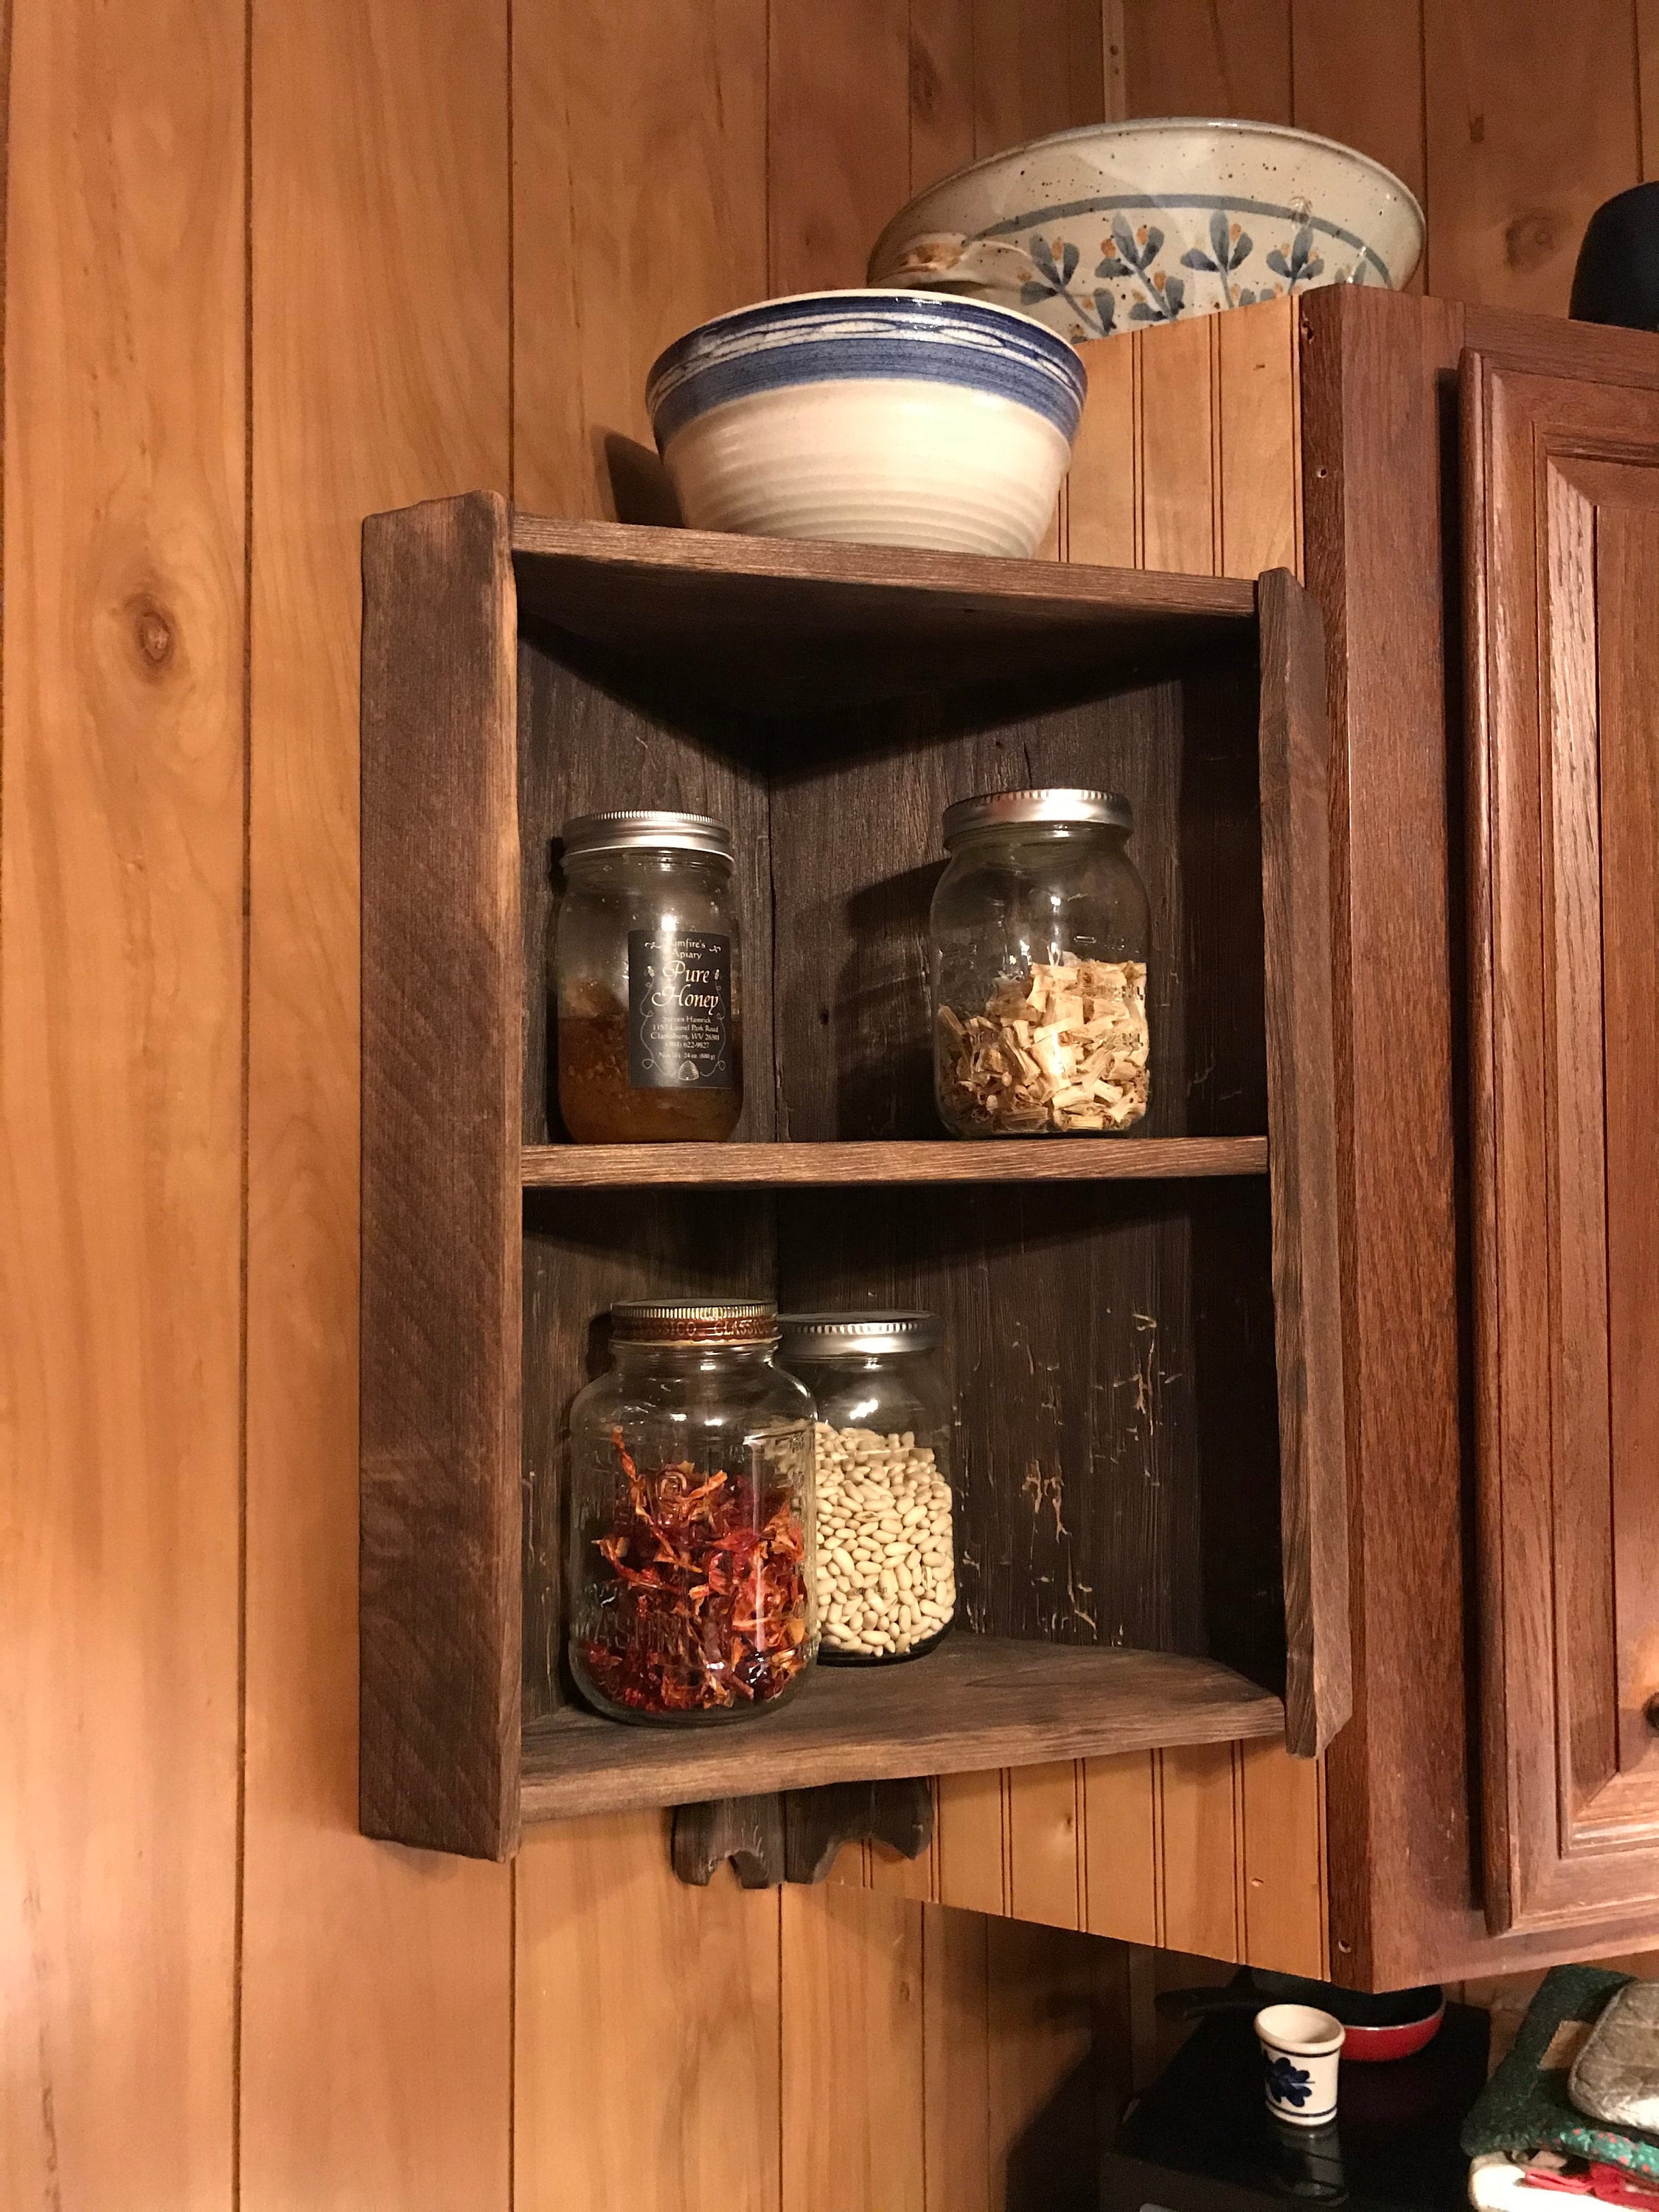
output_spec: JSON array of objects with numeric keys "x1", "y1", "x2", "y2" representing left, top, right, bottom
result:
[
  {"x1": 645, "y1": 288, "x2": 1087, "y2": 447},
  {"x1": 867, "y1": 116, "x2": 1426, "y2": 274}
]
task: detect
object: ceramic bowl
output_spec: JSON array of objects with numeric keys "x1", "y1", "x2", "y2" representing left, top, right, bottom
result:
[
  {"x1": 868, "y1": 118, "x2": 1425, "y2": 344},
  {"x1": 645, "y1": 291, "x2": 1085, "y2": 557}
]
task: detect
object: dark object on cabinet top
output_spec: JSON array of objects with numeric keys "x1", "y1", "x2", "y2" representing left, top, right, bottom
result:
[{"x1": 1571, "y1": 183, "x2": 1659, "y2": 330}]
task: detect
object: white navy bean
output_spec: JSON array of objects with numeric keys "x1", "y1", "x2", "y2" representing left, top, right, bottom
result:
[{"x1": 812, "y1": 1419, "x2": 956, "y2": 1657}]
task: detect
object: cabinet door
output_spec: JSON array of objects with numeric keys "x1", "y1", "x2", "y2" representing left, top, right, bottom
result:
[{"x1": 1466, "y1": 350, "x2": 1659, "y2": 1936}]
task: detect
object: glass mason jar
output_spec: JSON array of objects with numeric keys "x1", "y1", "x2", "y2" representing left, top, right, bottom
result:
[
  {"x1": 553, "y1": 810, "x2": 742, "y2": 1143},
  {"x1": 930, "y1": 788, "x2": 1151, "y2": 1138},
  {"x1": 567, "y1": 1299, "x2": 818, "y2": 1725},
  {"x1": 778, "y1": 1312, "x2": 956, "y2": 1664}
]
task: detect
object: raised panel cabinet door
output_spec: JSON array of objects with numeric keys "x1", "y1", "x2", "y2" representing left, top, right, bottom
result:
[{"x1": 1465, "y1": 347, "x2": 1659, "y2": 1937}]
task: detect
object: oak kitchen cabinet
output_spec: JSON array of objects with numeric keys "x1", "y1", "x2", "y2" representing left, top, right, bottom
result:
[
  {"x1": 1302, "y1": 287, "x2": 1659, "y2": 1987},
  {"x1": 358, "y1": 286, "x2": 1659, "y2": 1993},
  {"x1": 1466, "y1": 334, "x2": 1659, "y2": 1942}
]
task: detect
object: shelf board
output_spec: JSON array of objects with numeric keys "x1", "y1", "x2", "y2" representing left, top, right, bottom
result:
[
  {"x1": 509, "y1": 513, "x2": 1258, "y2": 712},
  {"x1": 522, "y1": 1135, "x2": 1268, "y2": 1189},
  {"x1": 519, "y1": 1638, "x2": 1284, "y2": 1820}
]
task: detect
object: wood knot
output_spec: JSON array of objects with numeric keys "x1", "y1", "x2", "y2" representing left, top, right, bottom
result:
[
  {"x1": 128, "y1": 595, "x2": 176, "y2": 674},
  {"x1": 908, "y1": 38, "x2": 939, "y2": 121},
  {"x1": 1505, "y1": 212, "x2": 1556, "y2": 274}
]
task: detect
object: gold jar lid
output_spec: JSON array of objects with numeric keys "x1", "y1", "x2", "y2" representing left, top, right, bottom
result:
[{"x1": 611, "y1": 1298, "x2": 778, "y2": 1346}]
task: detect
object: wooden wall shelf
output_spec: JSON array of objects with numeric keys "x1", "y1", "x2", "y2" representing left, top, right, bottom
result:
[
  {"x1": 521, "y1": 1641, "x2": 1284, "y2": 1820},
  {"x1": 359, "y1": 495, "x2": 1350, "y2": 1860},
  {"x1": 508, "y1": 512, "x2": 1256, "y2": 712},
  {"x1": 521, "y1": 1136, "x2": 1270, "y2": 1189}
]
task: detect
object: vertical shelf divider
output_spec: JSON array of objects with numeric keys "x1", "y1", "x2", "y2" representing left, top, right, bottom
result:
[{"x1": 360, "y1": 492, "x2": 524, "y2": 1859}]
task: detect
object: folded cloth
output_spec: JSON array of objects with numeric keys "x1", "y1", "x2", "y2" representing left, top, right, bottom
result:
[
  {"x1": 1590, "y1": 2163, "x2": 1659, "y2": 2208},
  {"x1": 1461, "y1": 1969, "x2": 1659, "y2": 2180},
  {"x1": 1518, "y1": 2157, "x2": 1596, "y2": 2194},
  {"x1": 1472, "y1": 2152, "x2": 1559, "y2": 2208},
  {"x1": 1574, "y1": 1986, "x2": 1659, "y2": 2136}
]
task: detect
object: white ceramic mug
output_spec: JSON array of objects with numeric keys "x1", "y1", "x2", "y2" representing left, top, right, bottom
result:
[{"x1": 1255, "y1": 2003, "x2": 1345, "y2": 2128}]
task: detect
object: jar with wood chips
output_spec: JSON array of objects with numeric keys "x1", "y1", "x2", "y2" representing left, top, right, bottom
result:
[
  {"x1": 568, "y1": 1299, "x2": 818, "y2": 1724},
  {"x1": 778, "y1": 1312, "x2": 956, "y2": 1663},
  {"x1": 930, "y1": 788, "x2": 1150, "y2": 1138},
  {"x1": 554, "y1": 810, "x2": 742, "y2": 1141}
]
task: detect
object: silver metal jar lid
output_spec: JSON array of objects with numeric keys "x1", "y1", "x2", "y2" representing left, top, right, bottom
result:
[
  {"x1": 611, "y1": 1298, "x2": 777, "y2": 1346},
  {"x1": 561, "y1": 810, "x2": 735, "y2": 861},
  {"x1": 777, "y1": 1311, "x2": 941, "y2": 1357},
  {"x1": 941, "y1": 788, "x2": 1133, "y2": 845}
]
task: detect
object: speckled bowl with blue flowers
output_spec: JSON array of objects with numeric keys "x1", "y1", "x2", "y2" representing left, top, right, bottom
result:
[{"x1": 868, "y1": 118, "x2": 1424, "y2": 343}]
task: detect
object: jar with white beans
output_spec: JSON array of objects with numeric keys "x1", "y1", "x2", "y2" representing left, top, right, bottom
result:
[{"x1": 776, "y1": 1312, "x2": 956, "y2": 1663}]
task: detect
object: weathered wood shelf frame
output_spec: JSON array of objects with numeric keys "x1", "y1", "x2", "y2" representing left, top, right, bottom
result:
[
  {"x1": 359, "y1": 495, "x2": 1349, "y2": 1860},
  {"x1": 521, "y1": 1136, "x2": 1269, "y2": 1189}
]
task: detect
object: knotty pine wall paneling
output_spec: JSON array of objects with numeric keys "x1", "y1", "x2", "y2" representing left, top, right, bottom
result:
[
  {"x1": 1290, "y1": 3, "x2": 1427, "y2": 294},
  {"x1": 13, "y1": 4, "x2": 1659, "y2": 2207},
  {"x1": 1423, "y1": 0, "x2": 1641, "y2": 313},
  {"x1": 1, "y1": 1, "x2": 245, "y2": 2202},
  {"x1": 240, "y1": 1, "x2": 515, "y2": 2205},
  {"x1": 1119, "y1": 0, "x2": 1659, "y2": 314},
  {"x1": 517, "y1": 1812, "x2": 784, "y2": 2212},
  {"x1": 1122, "y1": 0, "x2": 1293, "y2": 129},
  {"x1": 512, "y1": 0, "x2": 768, "y2": 521}
]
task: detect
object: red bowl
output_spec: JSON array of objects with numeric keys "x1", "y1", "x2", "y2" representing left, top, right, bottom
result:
[{"x1": 1340, "y1": 1997, "x2": 1445, "y2": 2064}]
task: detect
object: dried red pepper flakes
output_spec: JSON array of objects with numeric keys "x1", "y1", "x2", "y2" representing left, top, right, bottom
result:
[{"x1": 582, "y1": 1426, "x2": 810, "y2": 1716}]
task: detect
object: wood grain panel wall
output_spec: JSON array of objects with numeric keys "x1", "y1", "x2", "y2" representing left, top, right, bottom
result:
[
  {"x1": 240, "y1": 4, "x2": 515, "y2": 2204},
  {"x1": 1, "y1": 3, "x2": 245, "y2": 2204},
  {"x1": 1126, "y1": 0, "x2": 1659, "y2": 314},
  {"x1": 6, "y1": 0, "x2": 1658, "y2": 2206}
]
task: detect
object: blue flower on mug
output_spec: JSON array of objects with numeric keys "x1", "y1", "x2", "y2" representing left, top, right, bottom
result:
[{"x1": 1265, "y1": 2053, "x2": 1315, "y2": 2107}]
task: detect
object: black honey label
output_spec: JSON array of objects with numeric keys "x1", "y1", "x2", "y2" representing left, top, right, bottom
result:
[{"x1": 627, "y1": 930, "x2": 733, "y2": 1089}]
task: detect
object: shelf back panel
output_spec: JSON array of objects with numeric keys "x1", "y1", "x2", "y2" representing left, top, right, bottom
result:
[
  {"x1": 777, "y1": 1178, "x2": 1281, "y2": 1672},
  {"x1": 524, "y1": 1175, "x2": 1283, "y2": 1721},
  {"x1": 767, "y1": 664, "x2": 1266, "y2": 1141},
  {"x1": 517, "y1": 639, "x2": 1266, "y2": 1147},
  {"x1": 518, "y1": 630, "x2": 776, "y2": 1146},
  {"x1": 515, "y1": 617, "x2": 1283, "y2": 1725}
]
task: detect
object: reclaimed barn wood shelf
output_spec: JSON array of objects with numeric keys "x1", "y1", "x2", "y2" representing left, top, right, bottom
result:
[
  {"x1": 359, "y1": 493, "x2": 1351, "y2": 1860},
  {"x1": 509, "y1": 512, "x2": 1257, "y2": 712},
  {"x1": 521, "y1": 1135, "x2": 1270, "y2": 1189},
  {"x1": 520, "y1": 1641, "x2": 1284, "y2": 1820}
]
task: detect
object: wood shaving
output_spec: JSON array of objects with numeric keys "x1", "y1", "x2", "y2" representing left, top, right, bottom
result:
[{"x1": 939, "y1": 955, "x2": 1149, "y2": 1135}]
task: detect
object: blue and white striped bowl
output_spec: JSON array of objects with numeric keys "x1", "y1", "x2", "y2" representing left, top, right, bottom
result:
[{"x1": 645, "y1": 291, "x2": 1086, "y2": 557}]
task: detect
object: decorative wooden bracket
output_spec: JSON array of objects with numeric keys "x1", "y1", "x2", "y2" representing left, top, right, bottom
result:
[{"x1": 671, "y1": 1778, "x2": 933, "y2": 1888}]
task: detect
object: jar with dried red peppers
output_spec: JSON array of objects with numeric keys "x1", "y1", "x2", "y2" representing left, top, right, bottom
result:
[{"x1": 567, "y1": 1299, "x2": 818, "y2": 1725}]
